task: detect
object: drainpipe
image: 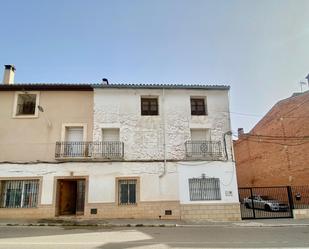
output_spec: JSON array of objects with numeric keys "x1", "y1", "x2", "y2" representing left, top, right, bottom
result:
[
  {"x1": 159, "y1": 88, "x2": 167, "y2": 177},
  {"x1": 223, "y1": 131, "x2": 232, "y2": 161}
]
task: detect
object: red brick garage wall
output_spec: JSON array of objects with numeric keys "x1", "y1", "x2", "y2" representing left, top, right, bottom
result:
[{"x1": 234, "y1": 92, "x2": 309, "y2": 187}]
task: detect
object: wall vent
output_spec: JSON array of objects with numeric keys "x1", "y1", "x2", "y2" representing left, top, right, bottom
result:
[
  {"x1": 165, "y1": 210, "x2": 172, "y2": 215},
  {"x1": 90, "y1": 208, "x2": 97, "y2": 214}
]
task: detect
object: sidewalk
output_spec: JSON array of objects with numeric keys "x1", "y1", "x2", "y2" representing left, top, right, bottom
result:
[{"x1": 1, "y1": 217, "x2": 309, "y2": 228}]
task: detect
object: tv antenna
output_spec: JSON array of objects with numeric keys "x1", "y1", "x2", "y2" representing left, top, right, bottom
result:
[{"x1": 300, "y1": 81, "x2": 307, "y2": 93}]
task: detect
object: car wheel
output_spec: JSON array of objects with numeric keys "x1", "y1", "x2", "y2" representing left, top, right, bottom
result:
[{"x1": 264, "y1": 204, "x2": 271, "y2": 211}]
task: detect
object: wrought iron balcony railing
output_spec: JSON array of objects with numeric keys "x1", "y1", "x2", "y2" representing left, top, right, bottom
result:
[
  {"x1": 55, "y1": 141, "x2": 124, "y2": 160},
  {"x1": 185, "y1": 140, "x2": 223, "y2": 160}
]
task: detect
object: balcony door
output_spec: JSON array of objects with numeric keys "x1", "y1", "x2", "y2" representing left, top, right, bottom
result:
[
  {"x1": 65, "y1": 127, "x2": 84, "y2": 157},
  {"x1": 190, "y1": 129, "x2": 210, "y2": 141},
  {"x1": 190, "y1": 129, "x2": 211, "y2": 156},
  {"x1": 102, "y1": 128, "x2": 120, "y2": 158},
  {"x1": 66, "y1": 127, "x2": 83, "y2": 141}
]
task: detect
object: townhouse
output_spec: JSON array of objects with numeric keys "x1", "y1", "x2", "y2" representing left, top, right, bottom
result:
[{"x1": 0, "y1": 65, "x2": 240, "y2": 221}]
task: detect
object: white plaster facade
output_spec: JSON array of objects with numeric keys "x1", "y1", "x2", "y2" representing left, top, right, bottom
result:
[
  {"x1": 92, "y1": 87, "x2": 239, "y2": 205},
  {"x1": 93, "y1": 88, "x2": 233, "y2": 160},
  {"x1": 0, "y1": 160, "x2": 238, "y2": 205},
  {"x1": 0, "y1": 162, "x2": 179, "y2": 205},
  {"x1": 178, "y1": 161, "x2": 238, "y2": 204}
]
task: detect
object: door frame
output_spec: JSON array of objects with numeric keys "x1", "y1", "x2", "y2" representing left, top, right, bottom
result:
[{"x1": 54, "y1": 176, "x2": 88, "y2": 217}]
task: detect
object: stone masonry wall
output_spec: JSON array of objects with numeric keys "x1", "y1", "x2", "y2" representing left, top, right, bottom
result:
[{"x1": 181, "y1": 203, "x2": 241, "y2": 221}]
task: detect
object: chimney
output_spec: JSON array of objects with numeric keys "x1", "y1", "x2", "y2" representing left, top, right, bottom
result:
[
  {"x1": 102, "y1": 78, "x2": 109, "y2": 85},
  {"x1": 3, "y1": 65, "x2": 16, "y2": 84},
  {"x1": 238, "y1": 128, "x2": 244, "y2": 137}
]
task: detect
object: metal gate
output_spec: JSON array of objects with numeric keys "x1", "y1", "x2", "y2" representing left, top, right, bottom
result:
[{"x1": 239, "y1": 186, "x2": 293, "y2": 219}]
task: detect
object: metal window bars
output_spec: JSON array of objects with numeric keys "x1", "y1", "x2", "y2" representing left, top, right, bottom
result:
[
  {"x1": 118, "y1": 179, "x2": 137, "y2": 205},
  {"x1": 189, "y1": 177, "x2": 221, "y2": 201},
  {"x1": 0, "y1": 180, "x2": 39, "y2": 208}
]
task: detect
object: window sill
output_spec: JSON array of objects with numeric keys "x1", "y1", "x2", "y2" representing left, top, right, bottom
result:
[
  {"x1": 12, "y1": 115, "x2": 39, "y2": 119},
  {"x1": 118, "y1": 203, "x2": 138, "y2": 207},
  {"x1": 0, "y1": 207, "x2": 38, "y2": 209}
]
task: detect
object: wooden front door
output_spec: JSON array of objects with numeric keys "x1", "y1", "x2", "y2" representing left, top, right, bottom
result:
[{"x1": 59, "y1": 180, "x2": 77, "y2": 215}]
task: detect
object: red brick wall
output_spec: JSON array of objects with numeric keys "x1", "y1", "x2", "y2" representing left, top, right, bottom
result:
[{"x1": 234, "y1": 92, "x2": 309, "y2": 187}]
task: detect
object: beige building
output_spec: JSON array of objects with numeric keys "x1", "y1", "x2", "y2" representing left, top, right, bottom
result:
[
  {"x1": 0, "y1": 67, "x2": 93, "y2": 162},
  {"x1": 0, "y1": 65, "x2": 94, "y2": 218}
]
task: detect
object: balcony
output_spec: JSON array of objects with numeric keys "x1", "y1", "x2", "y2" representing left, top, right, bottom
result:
[
  {"x1": 55, "y1": 141, "x2": 124, "y2": 160},
  {"x1": 185, "y1": 140, "x2": 223, "y2": 160}
]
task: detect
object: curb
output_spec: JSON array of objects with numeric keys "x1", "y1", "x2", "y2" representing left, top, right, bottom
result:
[
  {"x1": 232, "y1": 223, "x2": 309, "y2": 228},
  {"x1": 2, "y1": 222, "x2": 309, "y2": 228},
  {"x1": 1, "y1": 223, "x2": 178, "y2": 228}
]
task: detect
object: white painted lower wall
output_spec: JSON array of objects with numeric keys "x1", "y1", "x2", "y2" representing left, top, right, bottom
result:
[
  {"x1": 178, "y1": 161, "x2": 239, "y2": 204},
  {"x1": 0, "y1": 161, "x2": 239, "y2": 207}
]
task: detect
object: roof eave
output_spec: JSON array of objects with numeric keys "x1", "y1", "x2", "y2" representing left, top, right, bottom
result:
[
  {"x1": 0, "y1": 84, "x2": 93, "y2": 91},
  {"x1": 92, "y1": 84, "x2": 230, "y2": 90}
]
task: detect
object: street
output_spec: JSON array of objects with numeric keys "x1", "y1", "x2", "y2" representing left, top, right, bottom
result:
[{"x1": 0, "y1": 225, "x2": 308, "y2": 249}]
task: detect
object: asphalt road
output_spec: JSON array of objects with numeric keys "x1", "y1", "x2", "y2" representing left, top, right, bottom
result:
[{"x1": 0, "y1": 225, "x2": 308, "y2": 249}]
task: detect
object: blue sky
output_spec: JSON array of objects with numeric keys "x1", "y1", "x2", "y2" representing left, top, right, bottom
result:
[{"x1": 1, "y1": 0, "x2": 309, "y2": 134}]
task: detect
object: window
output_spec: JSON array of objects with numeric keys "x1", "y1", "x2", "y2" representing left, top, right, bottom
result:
[
  {"x1": 13, "y1": 92, "x2": 39, "y2": 117},
  {"x1": 101, "y1": 128, "x2": 122, "y2": 158},
  {"x1": 191, "y1": 98, "x2": 207, "y2": 115},
  {"x1": 0, "y1": 180, "x2": 39, "y2": 208},
  {"x1": 189, "y1": 177, "x2": 221, "y2": 201},
  {"x1": 58, "y1": 124, "x2": 88, "y2": 157},
  {"x1": 141, "y1": 97, "x2": 158, "y2": 116},
  {"x1": 118, "y1": 179, "x2": 137, "y2": 205},
  {"x1": 190, "y1": 129, "x2": 210, "y2": 141},
  {"x1": 62, "y1": 126, "x2": 85, "y2": 157},
  {"x1": 188, "y1": 129, "x2": 212, "y2": 156},
  {"x1": 61, "y1": 123, "x2": 87, "y2": 142},
  {"x1": 66, "y1": 127, "x2": 84, "y2": 142},
  {"x1": 102, "y1": 128, "x2": 120, "y2": 142}
]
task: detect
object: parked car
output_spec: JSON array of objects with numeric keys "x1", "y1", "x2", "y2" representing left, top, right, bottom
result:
[{"x1": 243, "y1": 195, "x2": 289, "y2": 211}]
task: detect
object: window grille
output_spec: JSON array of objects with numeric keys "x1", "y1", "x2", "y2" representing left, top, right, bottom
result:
[
  {"x1": 118, "y1": 179, "x2": 137, "y2": 205},
  {"x1": 0, "y1": 180, "x2": 39, "y2": 208},
  {"x1": 189, "y1": 177, "x2": 221, "y2": 201}
]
